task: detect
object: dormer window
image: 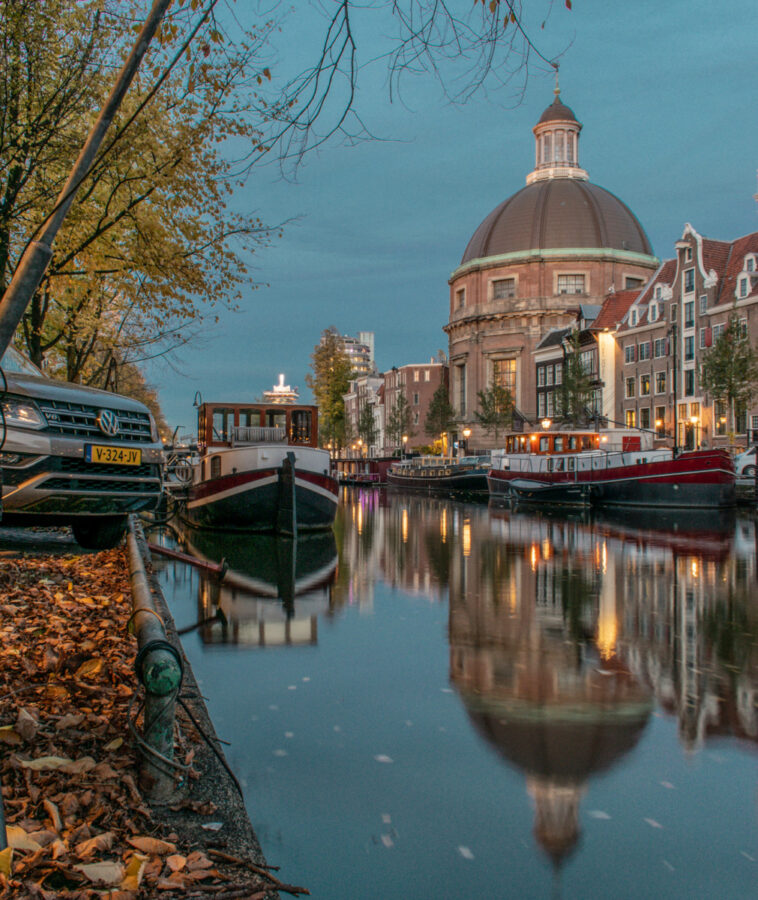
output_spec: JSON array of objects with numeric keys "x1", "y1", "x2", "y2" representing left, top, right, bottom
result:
[
  {"x1": 630, "y1": 309, "x2": 638, "y2": 327},
  {"x1": 747, "y1": 257, "x2": 755, "y2": 272},
  {"x1": 739, "y1": 276, "x2": 749, "y2": 299},
  {"x1": 649, "y1": 302, "x2": 658, "y2": 322}
]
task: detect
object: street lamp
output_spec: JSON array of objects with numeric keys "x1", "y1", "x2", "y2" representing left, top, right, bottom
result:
[
  {"x1": 690, "y1": 415, "x2": 700, "y2": 449},
  {"x1": 541, "y1": 418, "x2": 552, "y2": 430},
  {"x1": 462, "y1": 426, "x2": 471, "y2": 457},
  {"x1": 402, "y1": 434, "x2": 408, "y2": 459}
]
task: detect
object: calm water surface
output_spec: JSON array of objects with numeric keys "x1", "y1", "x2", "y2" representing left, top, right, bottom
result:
[{"x1": 153, "y1": 489, "x2": 758, "y2": 899}]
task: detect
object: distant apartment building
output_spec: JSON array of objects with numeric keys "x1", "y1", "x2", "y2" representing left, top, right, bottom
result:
[
  {"x1": 343, "y1": 373, "x2": 384, "y2": 455},
  {"x1": 341, "y1": 331, "x2": 376, "y2": 375},
  {"x1": 383, "y1": 358, "x2": 448, "y2": 454},
  {"x1": 616, "y1": 224, "x2": 758, "y2": 449}
]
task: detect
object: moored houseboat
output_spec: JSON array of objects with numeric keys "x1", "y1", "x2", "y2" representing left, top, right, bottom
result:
[
  {"x1": 488, "y1": 428, "x2": 735, "y2": 509},
  {"x1": 387, "y1": 455, "x2": 491, "y2": 495},
  {"x1": 333, "y1": 456, "x2": 395, "y2": 485},
  {"x1": 180, "y1": 400, "x2": 338, "y2": 535}
]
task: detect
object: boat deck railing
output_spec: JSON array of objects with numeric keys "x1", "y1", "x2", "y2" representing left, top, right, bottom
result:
[
  {"x1": 498, "y1": 449, "x2": 673, "y2": 474},
  {"x1": 230, "y1": 425, "x2": 287, "y2": 445}
]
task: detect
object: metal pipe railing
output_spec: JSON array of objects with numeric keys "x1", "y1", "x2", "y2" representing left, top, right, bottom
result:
[{"x1": 127, "y1": 516, "x2": 184, "y2": 803}]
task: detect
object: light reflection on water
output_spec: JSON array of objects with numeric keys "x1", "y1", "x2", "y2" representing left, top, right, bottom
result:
[{"x1": 153, "y1": 490, "x2": 758, "y2": 899}]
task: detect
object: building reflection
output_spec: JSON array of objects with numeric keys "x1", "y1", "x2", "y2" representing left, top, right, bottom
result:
[
  {"x1": 335, "y1": 489, "x2": 758, "y2": 860},
  {"x1": 176, "y1": 528, "x2": 338, "y2": 647}
]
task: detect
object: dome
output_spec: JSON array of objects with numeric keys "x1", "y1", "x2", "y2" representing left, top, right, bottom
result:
[
  {"x1": 538, "y1": 96, "x2": 579, "y2": 125},
  {"x1": 461, "y1": 179, "x2": 654, "y2": 264}
]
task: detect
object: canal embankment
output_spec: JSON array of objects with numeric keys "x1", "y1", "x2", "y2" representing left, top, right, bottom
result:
[{"x1": 0, "y1": 521, "x2": 307, "y2": 898}]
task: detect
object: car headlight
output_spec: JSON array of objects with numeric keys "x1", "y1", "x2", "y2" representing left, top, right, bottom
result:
[{"x1": 1, "y1": 396, "x2": 46, "y2": 430}]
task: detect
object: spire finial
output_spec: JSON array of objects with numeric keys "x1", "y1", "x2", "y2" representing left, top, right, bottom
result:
[{"x1": 552, "y1": 61, "x2": 560, "y2": 100}]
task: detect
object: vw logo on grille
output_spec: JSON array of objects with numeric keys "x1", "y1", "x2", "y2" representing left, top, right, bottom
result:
[{"x1": 96, "y1": 408, "x2": 120, "y2": 437}]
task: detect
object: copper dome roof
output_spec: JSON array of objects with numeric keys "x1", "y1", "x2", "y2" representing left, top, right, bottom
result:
[
  {"x1": 538, "y1": 96, "x2": 579, "y2": 124},
  {"x1": 461, "y1": 178, "x2": 654, "y2": 264}
]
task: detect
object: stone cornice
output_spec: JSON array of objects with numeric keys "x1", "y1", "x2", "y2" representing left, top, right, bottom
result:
[{"x1": 450, "y1": 247, "x2": 660, "y2": 282}]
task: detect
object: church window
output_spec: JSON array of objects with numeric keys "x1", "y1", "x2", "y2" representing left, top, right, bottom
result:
[
  {"x1": 493, "y1": 358, "x2": 516, "y2": 395},
  {"x1": 492, "y1": 278, "x2": 516, "y2": 299},
  {"x1": 557, "y1": 274, "x2": 585, "y2": 295},
  {"x1": 543, "y1": 134, "x2": 552, "y2": 163},
  {"x1": 567, "y1": 134, "x2": 574, "y2": 163},
  {"x1": 625, "y1": 277, "x2": 644, "y2": 290},
  {"x1": 555, "y1": 132, "x2": 564, "y2": 162}
]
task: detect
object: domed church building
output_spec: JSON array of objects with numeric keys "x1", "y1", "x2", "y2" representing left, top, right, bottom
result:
[{"x1": 445, "y1": 89, "x2": 659, "y2": 446}]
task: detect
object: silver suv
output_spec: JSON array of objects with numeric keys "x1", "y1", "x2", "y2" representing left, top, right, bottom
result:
[{"x1": 1, "y1": 346, "x2": 163, "y2": 548}]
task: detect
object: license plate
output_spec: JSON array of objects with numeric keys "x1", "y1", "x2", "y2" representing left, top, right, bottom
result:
[{"x1": 85, "y1": 445, "x2": 142, "y2": 466}]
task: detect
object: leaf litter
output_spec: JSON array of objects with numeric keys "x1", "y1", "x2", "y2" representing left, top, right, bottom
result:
[{"x1": 0, "y1": 546, "x2": 308, "y2": 898}]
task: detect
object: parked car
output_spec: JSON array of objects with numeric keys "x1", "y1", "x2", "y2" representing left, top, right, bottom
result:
[
  {"x1": 0, "y1": 346, "x2": 163, "y2": 548},
  {"x1": 734, "y1": 444, "x2": 758, "y2": 478}
]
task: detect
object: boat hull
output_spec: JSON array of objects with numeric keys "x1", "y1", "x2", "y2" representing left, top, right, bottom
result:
[
  {"x1": 387, "y1": 468, "x2": 489, "y2": 494},
  {"x1": 182, "y1": 447, "x2": 338, "y2": 533},
  {"x1": 488, "y1": 449, "x2": 735, "y2": 509}
]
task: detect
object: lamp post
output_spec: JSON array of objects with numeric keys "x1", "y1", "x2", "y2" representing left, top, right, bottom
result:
[
  {"x1": 462, "y1": 427, "x2": 471, "y2": 457},
  {"x1": 541, "y1": 418, "x2": 552, "y2": 430}
]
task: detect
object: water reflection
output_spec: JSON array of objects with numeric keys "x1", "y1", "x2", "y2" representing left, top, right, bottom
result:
[
  {"x1": 337, "y1": 491, "x2": 758, "y2": 859},
  {"x1": 175, "y1": 528, "x2": 338, "y2": 647}
]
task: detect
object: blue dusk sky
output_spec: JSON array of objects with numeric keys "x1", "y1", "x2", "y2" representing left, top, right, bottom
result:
[{"x1": 150, "y1": 0, "x2": 758, "y2": 435}]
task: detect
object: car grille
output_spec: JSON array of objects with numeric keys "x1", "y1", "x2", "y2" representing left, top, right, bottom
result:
[
  {"x1": 43, "y1": 478, "x2": 158, "y2": 494},
  {"x1": 37, "y1": 399, "x2": 153, "y2": 443},
  {"x1": 1, "y1": 457, "x2": 160, "y2": 486}
]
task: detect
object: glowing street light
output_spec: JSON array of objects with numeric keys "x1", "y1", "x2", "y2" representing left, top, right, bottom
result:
[{"x1": 541, "y1": 418, "x2": 552, "y2": 430}]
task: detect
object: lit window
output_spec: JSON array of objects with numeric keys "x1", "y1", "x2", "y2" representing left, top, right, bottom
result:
[
  {"x1": 625, "y1": 409, "x2": 636, "y2": 428},
  {"x1": 492, "y1": 358, "x2": 516, "y2": 394},
  {"x1": 414, "y1": 370, "x2": 419, "y2": 381},
  {"x1": 557, "y1": 274, "x2": 586, "y2": 294},
  {"x1": 424, "y1": 370, "x2": 430, "y2": 382},
  {"x1": 640, "y1": 375, "x2": 650, "y2": 396}
]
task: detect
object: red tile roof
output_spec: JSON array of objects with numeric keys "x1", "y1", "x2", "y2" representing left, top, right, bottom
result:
[
  {"x1": 718, "y1": 232, "x2": 758, "y2": 303},
  {"x1": 592, "y1": 290, "x2": 639, "y2": 330}
]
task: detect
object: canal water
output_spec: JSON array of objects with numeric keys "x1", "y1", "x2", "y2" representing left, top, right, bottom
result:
[{"x1": 152, "y1": 488, "x2": 758, "y2": 899}]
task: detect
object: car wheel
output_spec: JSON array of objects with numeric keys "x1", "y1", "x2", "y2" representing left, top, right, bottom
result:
[
  {"x1": 72, "y1": 516, "x2": 127, "y2": 550},
  {"x1": 743, "y1": 465, "x2": 756, "y2": 477}
]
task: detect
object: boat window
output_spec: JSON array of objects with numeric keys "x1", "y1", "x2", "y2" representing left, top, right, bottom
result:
[
  {"x1": 266, "y1": 409, "x2": 287, "y2": 430},
  {"x1": 547, "y1": 458, "x2": 554, "y2": 472},
  {"x1": 211, "y1": 456, "x2": 221, "y2": 479},
  {"x1": 212, "y1": 407, "x2": 234, "y2": 441},
  {"x1": 568, "y1": 457, "x2": 575, "y2": 471},
  {"x1": 290, "y1": 409, "x2": 312, "y2": 444},
  {"x1": 554, "y1": 458, "x2": 565, "y2": 471},
  {"x1": 539, "y1": 437, "x2": 549, "y2": 452},
  {"x1": 240, "y1": 409, "x2": 262, "y2": 428},
  {"x1": 554, "y1": 436, "x2": 564, "y2": 452},
  {"x1": 568, "y1": 436, "x2": 578, "y2": 450}
]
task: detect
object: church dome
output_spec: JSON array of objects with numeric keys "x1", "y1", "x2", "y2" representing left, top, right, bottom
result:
[
  {"x1": 461, "y1": 179, "x2": 654, "y2": 264},
  {"x1": 460, "y1": 92, "x2": 654, "y2": 265}
]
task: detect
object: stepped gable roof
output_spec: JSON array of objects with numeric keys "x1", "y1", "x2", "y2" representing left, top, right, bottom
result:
[
  {"x1": 718, "y1": 231, "x2": 758, "y2": 302},
  {"x1": 592, "y1": 290, "x2": 640, "y2": 331}
]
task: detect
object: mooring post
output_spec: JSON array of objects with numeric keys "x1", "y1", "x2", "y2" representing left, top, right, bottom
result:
[
  {"x1": 277, "y1": 451, "x2": 298, "y2": 538},
  {"x1": 127, "y1": 517, "x2": 183, "y2": 803}
]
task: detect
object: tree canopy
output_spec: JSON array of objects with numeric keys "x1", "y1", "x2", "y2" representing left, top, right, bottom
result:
[
  {"x1": 558, "y1": 330, "x2": 594, "y2": 426},
  {"x1": 425, "y1": 383, "x2": 455, "y2": 438},
  {"x1": 306, "y1": 327, "x2": 352, "y2": 449},
  {"x1": 386, "y1": 391, "x2": 413, "y2": 449},
  {"x1": 701, "y1": 314, "x2": 758, "y2": 441},
  {"x1": 474, "y1": 384, "x2": 514, "y2": 441}
]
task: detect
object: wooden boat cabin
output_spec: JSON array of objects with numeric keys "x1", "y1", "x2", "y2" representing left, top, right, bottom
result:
[
  {"x1": 197, "y1": 402, "x2": 320, "y2": 452},
  {"x1": 500, "y1": 429, "x2": 648, "y2": 455}
]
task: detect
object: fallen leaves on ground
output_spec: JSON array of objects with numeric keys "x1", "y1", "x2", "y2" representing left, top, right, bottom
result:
[{"x1": 0, "y1": 547, "x2": 291, "y2": 898}]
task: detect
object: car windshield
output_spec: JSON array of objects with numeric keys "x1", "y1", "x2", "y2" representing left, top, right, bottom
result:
[{"x1": 1, "y1": 345, "x2": 43, "y2": 377}]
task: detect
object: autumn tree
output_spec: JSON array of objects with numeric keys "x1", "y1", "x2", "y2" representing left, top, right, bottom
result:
[
  {"x1": 425, "y1": 383, "x2": 455, "y2": 441},
  {"x1": 386, "y1": 392, "x2": 413, "y2": 449},
  {"x1": 474, "y1": 384, "x2": 514, "y2": 441},
  {"x1": 701, "y1": 314, "x2": 758, "y2": 444},
  {"x1": 306, "y1": 327, "x2": 352, "y2": 450}
]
